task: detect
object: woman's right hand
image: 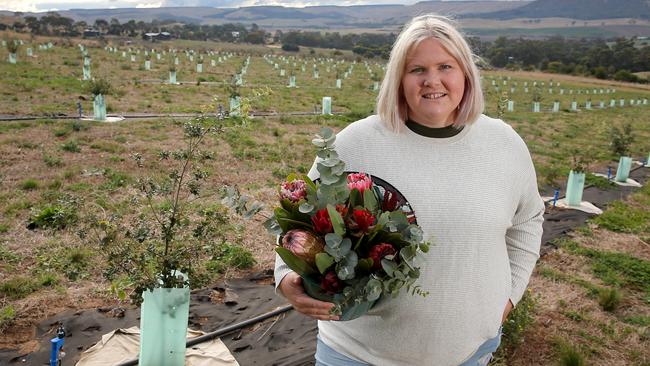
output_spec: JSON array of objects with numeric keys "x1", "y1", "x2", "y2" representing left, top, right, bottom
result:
[{"x1": 278, "y1": 272, "x2": 340, "y2": 321}]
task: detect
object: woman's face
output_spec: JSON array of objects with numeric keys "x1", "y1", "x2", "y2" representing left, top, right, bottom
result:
[{"x1": 401, "y1": 38, "x2": 466, "y2": 128}]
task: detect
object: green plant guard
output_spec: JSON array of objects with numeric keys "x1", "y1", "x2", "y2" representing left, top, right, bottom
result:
[
  {"x1": 322, "y1": 97, "x2": 332, "y2": 115},
  {"x1": 139, "y1": 272, "x2": 190, "y2": 366},
  {"x1": 615, "y1": 156, "x2": 632, "y2": 182},
  {"x1": 93, "y1": 94, "x2": 106, "y2": 121},
  {"x1": 565, "y1": 170, "x2": 585, "y2": 207}
]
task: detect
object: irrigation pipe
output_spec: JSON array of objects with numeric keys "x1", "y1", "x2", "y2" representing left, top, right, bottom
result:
[
  {"x1": 543, "y1": 163, "x2": 647, "y2": 206},
  {"x1": 116, "y1": 304, "x2": 293, "y2": 366},
  {"x1": 0, "y1": 111, "x2": 344, "y2": 122}
]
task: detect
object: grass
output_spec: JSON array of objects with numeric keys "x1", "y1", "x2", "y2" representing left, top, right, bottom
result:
[
  {"x1": 554, "y1": 338, "x2": 587, "y2": 366},
  {"x1": 205, "y1": 241, "x2": 256, "y2": 274},
  {"x1": 592, "y1": 201, "x2": 650, "y2": 233},
  {"x1": 0, "y1": 305, "x2": 16, "y2": 332},
  {"x1": 19, "y1": 179, "x2": 39, "y2": 190}
]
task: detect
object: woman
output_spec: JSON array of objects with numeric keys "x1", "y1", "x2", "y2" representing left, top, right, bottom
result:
[{"x1": 275, "y1": 14, "x2": 544, "y2": 366}]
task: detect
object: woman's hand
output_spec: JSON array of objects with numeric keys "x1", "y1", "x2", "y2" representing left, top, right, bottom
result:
[
  {"x1": 501, "y1": 299, "x2": 514, "y2": 325},
  {"x1": 279, "y1": 272, "x2": 340, "y2": 321}
]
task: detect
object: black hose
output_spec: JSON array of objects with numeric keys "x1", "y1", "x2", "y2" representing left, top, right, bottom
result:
[{"x1": 116, "y1": 304, "x2": 293, "y2": 366}]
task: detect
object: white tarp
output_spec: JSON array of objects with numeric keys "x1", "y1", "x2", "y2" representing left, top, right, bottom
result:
[{"x1": 75, "y1": 327, "x2": 240, "y2": 366}]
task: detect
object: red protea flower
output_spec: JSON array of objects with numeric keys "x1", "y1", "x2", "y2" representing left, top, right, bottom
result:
[
  {"x1": 368, "y1": 243, "x2": 397, "y2": 270},
  {"x1": 311, "y1": 208, "x2": 333, "y2": 234},
  {"x1": 280, "y1": 179, "x2": 307, "y2": 203},
  {"x1": 321, "y1": 271, "x2": 344, "y2": 294},
  {"x1": 351, "y1": 208, "x2": 375, "y2": 233},
  {"x1": 382, "y1": 189, "x2": 398, "y2": 212},
  {"x1": 281, "y1": 229, "x2": 324, "y2": 265},
  {"x1": 347, "y1": 173, "x2": 372, "y2": 194}
]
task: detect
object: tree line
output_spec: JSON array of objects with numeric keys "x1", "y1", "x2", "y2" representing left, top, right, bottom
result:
[{"x1": 5, "y1": 12, "x2": 649, "y2": 83}]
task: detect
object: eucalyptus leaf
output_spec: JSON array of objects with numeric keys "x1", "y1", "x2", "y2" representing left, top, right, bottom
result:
[
  {"x1": 325, "y1": 233, "x2": 343, "y2": 248},
  {"x1": 326, "y1": 204, "x2": 346, "y2": 237},
  {"x1": 365, "y1": 278, "x2": 382, "y2": 301},
  {"x1": 299, "y1": 202, "x2": 314, "y2": 213},
  {"x1": 263, "y1": 216, "x2": 282, "y2": 235},
  {"x1": 381, "y1": 259, "x2": 397, "y2": 276}
]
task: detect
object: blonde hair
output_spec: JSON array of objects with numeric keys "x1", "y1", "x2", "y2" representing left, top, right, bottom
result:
[{"x1": 376, "y1": 14, "x2": 484, "y2": 133}]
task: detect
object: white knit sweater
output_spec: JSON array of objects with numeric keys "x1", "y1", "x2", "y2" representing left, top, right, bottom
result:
[{"x1": 274, "y1": 114, "x2": 544, "y2": 365}]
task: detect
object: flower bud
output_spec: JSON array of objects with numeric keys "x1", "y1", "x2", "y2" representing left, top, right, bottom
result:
[
  {"x1": 282, "y1": 229, "x2": 324, "y2": 265},
  {"x1": 347, "y1": 173, "x2": 372, "y2": 194}
]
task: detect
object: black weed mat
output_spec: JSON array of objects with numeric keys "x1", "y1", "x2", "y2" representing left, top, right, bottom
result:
[{"x1": 2, "y1": 164, "x2": 648, "y2": 366}]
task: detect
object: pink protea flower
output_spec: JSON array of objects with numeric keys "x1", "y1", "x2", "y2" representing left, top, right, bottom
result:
[
  {"x1": 280, "y1": 179, "x2": 307, "y2": 203},
  {"x1": 368, "y1": 243, "x2": 397, "y2": 270},
  {"x1": 281, "y1": 229, "x2": 324, "y2": 265},
  {"x1": 321, "y1": 271, "x2": 344, "y2": 294},
  {"x1": 347, "y1": 173, "x2": 372, "y2": 194}
]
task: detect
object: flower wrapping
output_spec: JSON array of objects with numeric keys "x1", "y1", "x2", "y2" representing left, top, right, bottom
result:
[{"x1": 266, "y1": 128, "x2": 430, "y2": 320}]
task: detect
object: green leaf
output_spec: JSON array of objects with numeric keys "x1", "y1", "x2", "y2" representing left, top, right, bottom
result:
[
  {"x1": 325, "y1": 233, "x2": 342, "y2": 247},
  {"x1": 363, "y1": 188, "x2": 378, "y2": 213},
  {"x1": 315, "y1": 253, "x2": 335, "y2": 274},
  {"x1": 326, "y1": 204, "x2": 346, "y2": 237},
  {"x1": 357, "y1": 258, "x2": 373, "y2": 272},
  {"x1": 299, "y1": 202, "x2": 314, "y2": 214},
  {"x1": 381, "y1": 259, "x2": 397, "y2": 276},
  {"x1": 302, "y1": 174, "x2": 317, "y2": 190},
  {"x1": 263, "y1": 216, "x2": 282, "y2": 235},
  {"x1": 276, "y1": 247, "x2": 316, "y2": 277},
  {"x1": 365, "y1": 278, "x2": 382, "y2": 301},
  {"x1": 336, "y1": 251, "x2": 358, "y2": 280},
  {"x1": 349, "y1": 189, "x2": 362, "y2": 208}
]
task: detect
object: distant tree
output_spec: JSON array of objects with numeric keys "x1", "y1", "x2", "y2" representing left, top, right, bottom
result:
[{"x1": 282, "y1": 43, "x2": 299, "y2": 52}]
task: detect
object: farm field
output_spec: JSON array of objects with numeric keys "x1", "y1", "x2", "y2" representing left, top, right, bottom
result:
[{"x1": 0, "y1": 33, "x2": 649, "y2": 365}]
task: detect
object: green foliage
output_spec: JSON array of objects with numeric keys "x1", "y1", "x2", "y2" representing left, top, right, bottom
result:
[
  {"x1": 592, "y1": 201, "x2": 650, "y2": 233},
  {"x1": 598, "y1": 287, "x2": 622, "y2": 311},
  {"x1": 6, "y1": 39, "x2": 19, "y2": 54},
  {"x1": 500, "y1": 291, "x2": 537, "y2": 352},
  {"x1": 61, "y1": 140, "x2": 81, "y2": 153},
  {"x1": 93, "y1": 115, "x2": 257, "y2": 304},
  {"x1": 28, "y1": 196, "x2": 78, "y2": 230},
  {"x1": 584, "y1": 173, "x2": 613, "y2": 190},
  {"x1": 20, "y1": 179, "x2": 39, "y2": 191},
  {"x1": 101, "y1": 169, "x2": 131, "y2": 190},
  {"x1": 0, "y1": 276, "x2": 40, "y2": 299},
  {"x1": 557, "y1": 238, "x2": 650, "y2": 297},
  {"x1": 43, "y1": 154, "x2": 63, "y2": 167},
  {"x1": 84, "y1": 78, "x2": 112, "y2": 96},
  {"x1": 0, "y1": 305, "x2": 16, "y2": 332},
  {"x1": 205, "y1": 242, "x2": 256, "y2": 273},
  {"x1": 0, "y1": 243, "x2": 19, "y2": 263},
  {"x1": 36, "y1": 244, "x2": 93, "y2": 281},
  {"x1": 554, "y1": 338, "x2": 586, "y2": 366},
  {"x1": 609, "y1": 123, "x2": 634, "y2": 157}
]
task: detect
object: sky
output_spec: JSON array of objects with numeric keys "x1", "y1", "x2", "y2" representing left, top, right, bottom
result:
[{"x1": 0, "y1": 0, "x2": 523, "y2": 13}]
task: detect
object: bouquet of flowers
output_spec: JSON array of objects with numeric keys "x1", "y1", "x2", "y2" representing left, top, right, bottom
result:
[{"x1": 266, "y1": 128, "x2": 430, "y2": 320}]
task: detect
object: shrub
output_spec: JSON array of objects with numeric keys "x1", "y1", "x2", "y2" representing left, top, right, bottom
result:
[
  {"x1": 84, "y1": 78, "x2": 112, "y2": 96},
  {"x1": 28, "y1": 203, "x2": 77, "y2": 230},
  {"x1": 0, "y1": 276, "x2": 40, "y2": 299},
  {"x1": 555, "y1": 339, "x2": 586, "y2": 366},
  {"x1": 61, "y1": 140, "x2": 81, "y2": 153},
  {"x1": 282, "y1": 43, "x2": 300, "y2": 52},
  {"x1": 598, "y1": 287, "x2": 622, "y2": 311},
  {"x1": 609, "y1": 123, "x2": 634, "y2": 157},
  {"x1": 0, "y1": 305, "x2": 16, "y2": 332},
  {"x1": 20, "y1": 179, "x2": 39, "y2": 190},
  {"x1": 43, "y1": 154, "x2": 63, "y2": 167},
  {"x1": 206, "y1": 242, "x2": 256, "y2": 273}
]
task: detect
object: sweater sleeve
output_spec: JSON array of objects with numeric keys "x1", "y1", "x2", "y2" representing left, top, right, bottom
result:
[{"x1": 506, "y1": 157, "x2": 545, "y2": 307}]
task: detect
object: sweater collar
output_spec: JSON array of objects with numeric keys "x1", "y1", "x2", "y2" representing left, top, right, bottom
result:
[{"x1": 405, "y1": 119, "x2": 464, "y2": 139}]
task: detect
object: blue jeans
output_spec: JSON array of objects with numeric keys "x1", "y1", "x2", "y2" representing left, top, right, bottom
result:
[{"x1": 315, "y1": 327, "x2": 503, "y2": 366}]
